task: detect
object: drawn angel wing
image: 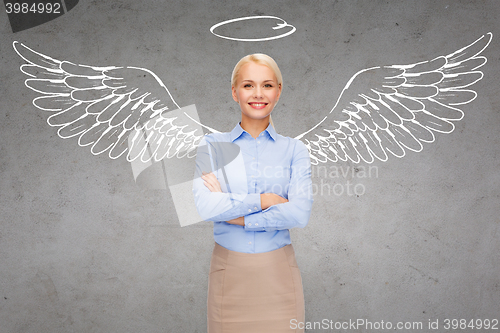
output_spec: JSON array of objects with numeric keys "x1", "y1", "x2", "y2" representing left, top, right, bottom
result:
[
  {"x1": 13, "y1": 41, "x2": 214, "y2": 163},
  {"x1": 296, "y1": 32, "x2": 493, "y2": 165}
]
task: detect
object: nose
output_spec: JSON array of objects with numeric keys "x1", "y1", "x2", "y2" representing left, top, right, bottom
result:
[{"x1": 253, "y1": 85, "x2": 263, "y2": 99}]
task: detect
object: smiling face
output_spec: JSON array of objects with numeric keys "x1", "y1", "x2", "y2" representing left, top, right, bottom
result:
[{"x1": 232, "y1": 62, "x2": 282, "y2": 125}]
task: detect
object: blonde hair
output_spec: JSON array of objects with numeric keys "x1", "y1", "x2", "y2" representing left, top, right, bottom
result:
[{"x1": 231, "y1": 54, "x2": 282, "y2": 129}]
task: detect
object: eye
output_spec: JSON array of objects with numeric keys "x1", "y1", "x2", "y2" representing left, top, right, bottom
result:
[
  {"x1": 264, "y1": 84, "x2": 273, "y2": 88},
  {"x1": 243, "y1": 84, "x2": 252, "y2": 88}
]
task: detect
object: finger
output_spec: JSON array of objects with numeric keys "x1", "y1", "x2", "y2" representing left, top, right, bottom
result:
[
  {"x1": 212, "y1": 182, "x2": 222, "y2": 192},
  {"x1": 204, "y1": 172, "x2": 218, "y2": 182},
  {"x1": 201, "y1": 173, "x2": 215, "y2": 184},
  {"x1": 204, "y1": 173, "x2": 222, "y2": 192},
  {"x1": 201, "y1": 171, "x2": 213, "y2": 178},
  {"x1": 204, "y1": 179, "x2": 222, "y2": 193},
  {"x1": 203, "y1": 181, "x2": 216, "y2": 192},
  {"x1": 203, "y1": 175, "x2": 217, "y2": 187},
  {"x1": 226, "y1": 217, "x2": 241, "y2": 225}
]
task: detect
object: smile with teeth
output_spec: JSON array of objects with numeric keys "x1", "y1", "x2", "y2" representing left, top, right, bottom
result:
[{"x1": 249, "y1": 102, "x2": 268, "y2": 109}]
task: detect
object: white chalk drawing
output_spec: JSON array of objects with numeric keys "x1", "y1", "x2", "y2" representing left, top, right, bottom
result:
[
  {"x1": 13, "y1": 32, "x2": 492, "y2": 225},
  {"x1": 210, "y1": 16, "x2": 296, "y2": 42},
  {"x1": 12, "y1": 41, "x2": 220, "y2": 164},
  {"x1": 296, "y1": 33, "x2": 493, "y2": 165}
]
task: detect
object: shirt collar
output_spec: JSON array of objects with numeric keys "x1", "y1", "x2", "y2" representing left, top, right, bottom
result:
[{"x1": 230, "y1": 122, "x2": 278, "y2": 142}]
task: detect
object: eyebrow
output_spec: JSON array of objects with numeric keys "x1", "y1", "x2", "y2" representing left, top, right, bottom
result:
[{"x1": 241, "y1": 79, "x2": 275, "y2": 83}]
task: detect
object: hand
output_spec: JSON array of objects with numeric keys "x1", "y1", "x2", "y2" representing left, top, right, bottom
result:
[
  {"x1": 201, "y1": 172, "x2": 244, "y2": 226},
  {"x1": 260, "y1": 193, "x2": 288, "y2": 210},
  {"x1": 201, "y1": 172, "x2": 222, "y2": 193},
  {"x1": 226, "y1": 216, "x2": 244, "y2": 226}
]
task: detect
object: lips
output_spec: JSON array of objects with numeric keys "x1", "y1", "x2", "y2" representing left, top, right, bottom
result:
[{"x1": 248, "y1": 102, "x2": 268, "y2": 109}]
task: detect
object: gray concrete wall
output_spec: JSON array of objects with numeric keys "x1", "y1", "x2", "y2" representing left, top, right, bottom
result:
[{"x1": 1, "y1": 0, "x2": 499, "y2": 332}]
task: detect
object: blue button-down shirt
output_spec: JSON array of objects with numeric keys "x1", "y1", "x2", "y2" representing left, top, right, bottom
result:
[{"x1": 193, "y1": 123, "x2": 313, "y2": 253}]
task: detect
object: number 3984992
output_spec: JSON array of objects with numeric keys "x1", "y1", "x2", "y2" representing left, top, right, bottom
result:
[{"x1": 5, "y1": 2, "x2": 61, "y2": 14}]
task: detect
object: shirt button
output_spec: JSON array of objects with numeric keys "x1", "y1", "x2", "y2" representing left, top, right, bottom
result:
[
  {"x1": 255, "y1": 223, "x2": 259, "y2": 226},
  {"x1": 248, "y1": 209, "x2": 251, "y2": 212},
  {"x1": 248, "y1": 242, "x2": 252, "y2": 245},
  {"x1": 257, "y1": 141, "x2": 260, "y2": 144},
  {"x1": 248, "y1": 223, "x2": 252, "y2": 226},
  {"x1": 254, "y1": 207, "x2": 258, "y2": 210}
]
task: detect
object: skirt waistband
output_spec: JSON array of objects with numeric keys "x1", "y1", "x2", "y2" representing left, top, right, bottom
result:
[{"x1": 212, "y1": 242, "x2": 296, "y2": 268}]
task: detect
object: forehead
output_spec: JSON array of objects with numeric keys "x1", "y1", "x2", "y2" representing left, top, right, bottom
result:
[{"x1": 238, "y1": 62, "x2": 277, "y2": 82}]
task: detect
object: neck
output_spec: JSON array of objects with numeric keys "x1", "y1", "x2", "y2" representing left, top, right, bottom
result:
[{"x1": 240, "y1": 117, "x2": 270, "y2": 139}]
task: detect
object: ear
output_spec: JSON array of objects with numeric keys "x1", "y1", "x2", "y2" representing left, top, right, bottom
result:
[
  {"x1": 232, "y1": 86, "x2": 239, "y2": 102},
  {"x1": 276, "y1": 83, "x2": 282, "y2": 100}
]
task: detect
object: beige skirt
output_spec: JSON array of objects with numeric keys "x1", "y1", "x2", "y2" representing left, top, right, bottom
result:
[{"x1": 207, "y1": 242, "x2": 305, "y2": 333}]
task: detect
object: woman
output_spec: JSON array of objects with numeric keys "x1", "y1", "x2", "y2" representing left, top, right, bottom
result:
[{"x1": 193, "y1": 54, "x2": 313, "y2": 332}]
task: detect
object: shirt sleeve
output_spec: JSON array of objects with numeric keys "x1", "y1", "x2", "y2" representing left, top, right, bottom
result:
[
  {"x1": 244, "y1": 140, "x2": 313, "y2": 231},
  {"x1": 192, "y1": 136, "x2": 261, "y2": 222}
]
